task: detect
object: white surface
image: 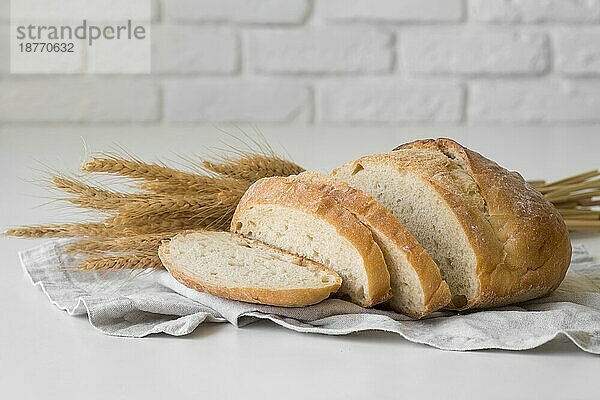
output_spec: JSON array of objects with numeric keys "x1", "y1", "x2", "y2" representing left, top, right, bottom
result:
[{"x1": 1, "y1": 126, "x2": 599, "y2": 400}]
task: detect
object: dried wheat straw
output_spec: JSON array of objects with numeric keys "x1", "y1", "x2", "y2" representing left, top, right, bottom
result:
[
  {"x1": 541, "y1": 179, "x2": 600, "y2": 195},
  {"x1": 564, "y1": 220, "x2": 600, "y2": 230},
  {"x1": 5, "y1": 223, "x2": 114, "y2": 238},
  {"x1": 140, "y1": 175, "x2": 249, "y2": 196},
  {"x1": 547, "y1": 190, "x2": 600, "y2": 204},
  {"x1": 529, "y1": 170, "x2": 600, "y2": 231},
  {"x1": 53, "y1": 176, "x2": 131, "y2": 210},
  {"x1": 107, "y1": 214, "x2": 223, "y2": 233},
  {"x1": 83, "y1": 157, "x2": 204, "y2": 186},
  {"x1": 541, "y1": 170, "x2": 599, "y2": 188},
  {"x1": 7, "y1": 150, "x2": 310, "y2": 270},
  {"x1": 202, "y1": 154, "x2": 304, "y2": 181},
  {"x1": 66, "y1": 233, "x2": 173, "y2": 255},
  {"x1": 76, "y1": 254, "x2": 163, "y2": 270}
]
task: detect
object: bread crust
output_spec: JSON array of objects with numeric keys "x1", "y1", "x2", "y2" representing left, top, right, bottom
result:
[
  {"x1": 159, "y1": 232, "x2": 342, "y2": 308},
  {"x1": 395, "y1": 139, "x2": 571, "y2": 308},
  {"x1": 231, "y1": 176, "x2": 392, "y2": 307},
  {"x1": 292, "y1": 171, "x2": 451, "y2": 318},
  {"x1": 334, "y1": 138, "x2": 571, "y2": 310}
]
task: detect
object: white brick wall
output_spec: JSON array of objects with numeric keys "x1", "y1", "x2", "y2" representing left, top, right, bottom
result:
[
  {"x1": 318, "y1": 80, "x2": 464, "y2": 123},
  {"x1": 164, "y1": 79, "x2": 311, "y2": 123},
  {"x1": 247, "y1": 28, "x2": 392, "y2": 74},
  {"x1": 0, "y1": 80, "x2": 159, "y2": 123},
  {"x1": 0, "y1": 25, "x2": 8, "y2": 75},
  {"x1": 0, "y1": 0, "x2": 8, "y2": 22},
  {"x1": 469, "y1": 0, "x2": 600, "y2": 23},
  {"x1": 555, "y1": 29, "x2": 600, "y2": 75},
  {"x1": 316, "y1": 0, "x2": 463, "y2": 23},
  {"x1": 3, "y1": 0, "x2": 600, "y2": 126},
  {"x1": 470, "y1": 81, "x2": 600, "y2": 123},
  {"x1": 401, "y1": 28, "x2": 548, "y2": 75},
  {"x1": 152, "y1": 26, "x2": 239, "y2": 74},
  {"x1": 164, "y1": 0, "x2": 309, "y2": 24}
]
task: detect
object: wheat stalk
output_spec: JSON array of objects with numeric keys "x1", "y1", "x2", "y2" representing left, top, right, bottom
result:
[
  {"x1": 6, "y1": 148, "x2": 306, "y2": 270},
  {"x1": 108, "y1": 213, "x2": 226, "y2": 232},
  {"x1": 140, "y1": 175, "x2": 248, "y2": 196},
  {"x1": 5, "y1": 223, "x2": 115, "y2": 238},
  {"x1": 76, "y1": 254, "x2": 163, "y2": 270},
  {"x1": 116, "y1": 194, "x2": 228, "y2": 220},
  {"x1": 203, "y1": 154, "x2": 304, "y2": 181},
  {"x1": 53, "y1": 176, "x2": 131, "y2": 210},
  {"x1": 83, "y1": 157, "x2": 203, "y2": 186},
  {"x1": 530, "y1": 170, "x2": 600, "y2": 232},
  {"x1": 66, "y1": 233, "x2": 173, "y2": 255}
]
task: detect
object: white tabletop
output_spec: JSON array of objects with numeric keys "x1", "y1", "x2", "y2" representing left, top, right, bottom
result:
[{"x1": 1, "y1": 126, "x2": 599, "y2": 399}]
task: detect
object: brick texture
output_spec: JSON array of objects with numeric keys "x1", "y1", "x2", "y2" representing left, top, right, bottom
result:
[
  {"x1": 0, "y1": 25, "x2": 8, "y2": 75},
  {"x1": 152, "y1": 26, "x2": 238, "y2": 74},
  {"x1": 317, "y1": 0, "x2": 463, "y2": 23},
  {"x1": 248, "y1": 28, "x2": 392, "y2": 74},
  {"x1": 0, "y1": 80, "x2": 160, "y2": 123},
  {"x1": 402, "y1": 28, "x2": 548, "y2": 75},
  {"x1": 165, "y1": 80, "x2": 311, "y2": 123},
  {"x1": 469, "y1": 0, "x2": 600, "y2": 23},
  {"x1": 318, "y1": 80, "x2": 464, "y2": 123},
  {"x1": 470, "y1": 80, "x2": 600, "y2": 123},
  {"x1": 3, "y1": 0, "x2": 600, "y2": 126},
  {"x1": 164, "y1": 0, "x2": 309, "y2": 24},
  {"x1": 555, "y1": 30, "x2": 600, "y2": 75},
  {"x1": 0, "y1": 0, "x2": 8, "y2": 22}
]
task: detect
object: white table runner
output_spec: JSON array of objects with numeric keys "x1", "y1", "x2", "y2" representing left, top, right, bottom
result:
[{"x1": 19, "y1": 239, "x2": 600, "y2": 353}]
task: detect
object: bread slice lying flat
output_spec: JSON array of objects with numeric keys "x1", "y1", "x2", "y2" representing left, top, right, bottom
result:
[
  {"x1": 294, "y1": 171, "x2": 451, "y2": 318},
  {"x1": 158, "y1": 231, "x2": 342, "y2": 307},
  {"x1": 332, "y1": 138, "x2": 571, "y2": 310},
  {"x1": 231, "y1": 176, "x2": 391, "y2": 307}
]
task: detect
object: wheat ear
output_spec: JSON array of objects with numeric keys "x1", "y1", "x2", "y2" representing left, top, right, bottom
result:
[
  {"x1": 140, "y1": 175, "x2": 249, "y2": 196},
  {"x1": 8, "y1": 149, "x2": 308, "y2": 270},
  {"x1": 82, "y1": 157, "x2": 206, "y2": 186},
  {"x1": 5, "y1": 223, "x2": 114, "y2": 238},
  {"x1": 106, "y1": 214, "x2": 226, "y2": 234},
  {"x1": 203, "y1": 154, "x2": 305, "y2": 181},
  {"x1": 53, "y1": 176, "x2": 130, "y2": 210},
  {"x1": 76, "y1": 254, "x2": 163, "y2": 270},
  {"x1": 66, "y1": 233, "x2": 173, "y2": 255}
]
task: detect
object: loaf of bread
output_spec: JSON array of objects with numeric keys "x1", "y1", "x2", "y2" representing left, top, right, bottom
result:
[
  {"x1": 231, "y1": 176, "x2": 392, "y2": 307},
  {"x1": 332, "y1": 138, "x2": 571, "y2": 310},
  {"x1": 160, "y1": 138, "x2": 570, "y2": 316},
  {"x1": 293, "y1": 171, "x2": 451, "y2": 318},
  {"x1": 158, "y1": 231, "x2": 341, "y2": 307}
]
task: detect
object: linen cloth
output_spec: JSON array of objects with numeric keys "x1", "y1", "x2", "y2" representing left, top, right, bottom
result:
[{"x1": 19, "y1": 239, "x2": 600, "y2": 353}]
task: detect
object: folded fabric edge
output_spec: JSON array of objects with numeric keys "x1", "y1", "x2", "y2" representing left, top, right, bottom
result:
[
  {"x1": 237, "y1": 311, "x2": 600, "y2": 354},
  {"x1": 15, "y1": 240, "x2": 600, "y2": 354},
  {"x1": 19, "y1": 240, "x2": 88, "y2": 315}
]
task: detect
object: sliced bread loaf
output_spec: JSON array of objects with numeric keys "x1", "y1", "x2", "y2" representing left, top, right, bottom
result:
[
  {"x1": 332, "y1": 138, "x2": 571, "y2": 310},
  {"x1": 293, "y1": 171, "x2": 451, "y2": 318},
  {"x1": 158, "y1": 231, "x2": 342, "y2": 307},
  {"x1": 231, "y1": 176, "x2": 391, "y2": 307}
]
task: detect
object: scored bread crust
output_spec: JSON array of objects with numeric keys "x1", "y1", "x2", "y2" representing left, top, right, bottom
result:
[
  {"x1": 159, "y1": 232, "x2": 342, "y2": 308},
  {"x1": 231, "y1": 176, "x2": 392, "y2": 307},
  {"x1": 292, "y1": 171, "x2": 451, "y2": 318},
  {"x1": 395, "y1": 138, "x2": 571, "y2": 308},
  {"x1": 334, "y1": 138, "x2": 571, "y2": 310}
]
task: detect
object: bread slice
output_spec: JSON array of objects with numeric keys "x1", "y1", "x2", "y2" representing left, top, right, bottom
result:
[
  {"x1": 158, "y1": 231, "x2": 342, "y2": 307},
  {"x1": 231, "y1": 176, "x2": 391, "y2": 307},
  {"x1": 293, "y1": 171, "x2": 451, "y2": 318},
  {"x1": 332, "y1": 138, "x2": 571, "y2": 310}
]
